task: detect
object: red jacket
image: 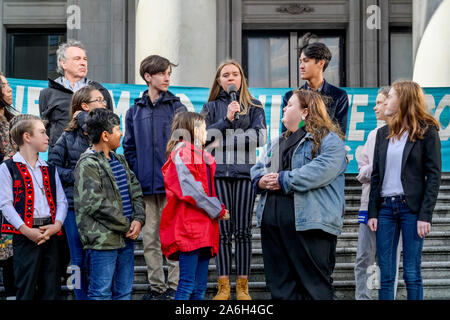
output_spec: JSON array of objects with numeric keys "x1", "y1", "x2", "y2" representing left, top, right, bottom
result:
[{"x1": 160, "y1": 141, "x2": 226, "y2": 261}]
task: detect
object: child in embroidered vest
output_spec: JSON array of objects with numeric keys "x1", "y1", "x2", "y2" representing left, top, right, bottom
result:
[{"x1": 0, "y1": 114, "x2": 68, "y2": 300}]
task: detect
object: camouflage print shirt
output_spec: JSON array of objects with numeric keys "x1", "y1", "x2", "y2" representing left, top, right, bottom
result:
[
  {"x1": 74, "y1": 149, "x2": 146, "y2": 250},
  {"x1": 0, "y1": 114, "x2": 16, "y2": 161}
]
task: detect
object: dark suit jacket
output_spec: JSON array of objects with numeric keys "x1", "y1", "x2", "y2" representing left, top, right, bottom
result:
[
  {"x1": 281, "y1": 80, "x2": 349, "y2": 136},
  {"x1": 39, "y1": 78, "x2": 113, "y2": 151},
  {"x1": 368, "y1": 125, "x2": 441, "y2": 223}
]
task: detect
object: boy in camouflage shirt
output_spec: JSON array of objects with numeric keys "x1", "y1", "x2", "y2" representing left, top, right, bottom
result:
[{"x1": 74, "y1": 108, "x2": 145, "y2": 300}]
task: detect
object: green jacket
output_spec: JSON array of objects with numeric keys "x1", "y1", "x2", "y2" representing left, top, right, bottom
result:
[{"x1": 74, "y1": 149, "x2": 146, "y2": 250}]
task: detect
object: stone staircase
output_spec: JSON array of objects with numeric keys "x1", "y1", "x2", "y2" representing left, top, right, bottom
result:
[{"x1": 1, "y1": 173, "x2": 450, "y2": 300}]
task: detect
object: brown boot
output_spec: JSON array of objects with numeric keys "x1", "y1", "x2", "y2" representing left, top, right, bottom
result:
[
  {"x1": 212, "y1": 278, "x2": 231, "y2": 300},
  {"x1": 236, "y1": 278, "x2": 252, "y2": 300}
]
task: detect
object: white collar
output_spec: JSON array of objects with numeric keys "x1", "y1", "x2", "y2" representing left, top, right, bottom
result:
[{"x1": 12, "y1": 152, "x2": 48, "y2": 168}]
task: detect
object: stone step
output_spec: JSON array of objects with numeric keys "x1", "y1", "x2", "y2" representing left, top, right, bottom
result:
[
  {"x1": 50, "y1": 278, "x2": 450, "y2": 301},
  {"x1": 344, "y1": 174, "x2": 450, "y2": 182},
  {"x1": 344, "y1": 195, "x2": 450, "y2": 207},
  {"x1": 336, "y1": 231, "x2": 450, "y2": 248},
  {"x1": 4, "y1": 278, "x2": 450, "y2": 301},
  {"x1": 134, "y1": 214, "x2": 450, "y2": 251},
  {"x1": 132, "y1": 245, "x2": 450, "y2": 267},
  {"x1": 344, "y1": 185, "x2": 450, "y2": 196},
  {"x1": 333, "y1": 261, "x2": 450, "y2": 282},
  {"x1": 335, "y1": 245, "x2": 450, "y2": 263},
  {"x1": 126, "y1": 282, "x2": 273, "y2": 300},
  {"x1": 333, "y1": 279, "x2": 450, "y2": 300},
  {"x1": 130, "y1": 261, "x2": 450, "y2": 285},
  {"x1": 342, "y1": 206, "x2": 450, "y2": 220},
  {"x1": 135, "y1": 220, "x2": 450, "y2": 253}
]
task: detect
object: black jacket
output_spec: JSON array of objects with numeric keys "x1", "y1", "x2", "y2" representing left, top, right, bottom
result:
[
  {"x1": 123, "y1": 90, "x2": 187, "y2": 195},
  {"x1": 368, "y1": 125, "x2": 441, "y2": 223},
  {"x1": 39, "y1": 78, "x2": 113, "y2": 151},
  {"x1": 201, "y1": 90, "x2": 267, "y2": 179},
  {"x1": 281, "y1": 80, "x2": 349, "y2": 136},
  {"x1": 47, "y1": 112, "x2": 90, "y2": 211}
]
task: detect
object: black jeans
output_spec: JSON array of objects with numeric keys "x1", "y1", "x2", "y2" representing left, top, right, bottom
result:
[
  {"x1": 0, "y1": 256, "x2": 16, "y2": 297},
  {"x1": 13, "y1": 233, "x2": 61, "y2": 300},
  {"x1": 261, "y1": 192, "x2": 337, "y2": 300}
]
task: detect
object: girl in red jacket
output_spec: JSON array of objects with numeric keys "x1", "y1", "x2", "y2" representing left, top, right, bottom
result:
[{"x1": 160, "y1": 111, "x2": 229, "y2": 300}]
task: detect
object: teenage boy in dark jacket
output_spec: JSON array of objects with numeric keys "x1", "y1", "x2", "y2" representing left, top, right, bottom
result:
[
  {"x1": 281, "y1": 34, "x2": 349, "y2": 136},
  {"x1": 123, "y1": 55, "x2": 187, "y2": 300}
]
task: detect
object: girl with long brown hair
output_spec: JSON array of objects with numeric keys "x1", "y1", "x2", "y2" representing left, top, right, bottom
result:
[
  {"x1": 0, "y1": 74, "x2": 17, "y2": 160},
  {"x1": 161, "y1": 111, "x2": 229, "y2": 300},
  {"x1": 368, "y1": 81, "x2": 441, "y2": 300},
  {"x1": 251, "y1": 89, "x2": 347, "y2": 300},
  {"x1": 47, "y1": 85, "x2": 106, "y2": 300},
  {"x1": 201, "y1": 60, "x2": 267, "y2": 300}
]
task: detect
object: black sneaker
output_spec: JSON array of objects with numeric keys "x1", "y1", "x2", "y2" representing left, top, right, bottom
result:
[
  {"x1": 162, "y1": 288, "x2": 176, "y2": 300},
  {"x1": 142, "y1": 289, "x2": 164, "y2": 300}
]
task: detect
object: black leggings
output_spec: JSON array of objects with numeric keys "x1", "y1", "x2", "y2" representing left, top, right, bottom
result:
[{"x1": 214, "y1": 178, "x2": 255, "y2": 276}]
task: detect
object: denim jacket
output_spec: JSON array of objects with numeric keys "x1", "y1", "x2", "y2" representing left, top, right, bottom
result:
[{"x1": 250, "y1": 131, "x2": 347, "y2": 236}]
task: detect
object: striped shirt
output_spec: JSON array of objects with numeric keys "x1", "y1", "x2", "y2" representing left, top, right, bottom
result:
[{"x1": 108, "y1": 153, "x2": 133, "y2": 220}]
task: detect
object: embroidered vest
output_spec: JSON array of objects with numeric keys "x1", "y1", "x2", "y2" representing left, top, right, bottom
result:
[{"x1": 1, "y1": 159, "x2": 58, "y2": 235}]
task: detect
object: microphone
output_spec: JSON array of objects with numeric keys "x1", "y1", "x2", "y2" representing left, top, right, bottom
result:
[{"x1": 226, "y1": 84, "x2": 240, "y2": 120}]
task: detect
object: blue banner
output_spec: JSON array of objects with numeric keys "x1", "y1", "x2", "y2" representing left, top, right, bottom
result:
[{"x1": 7, "y1": 78, "x2": 450, "y2": 173}]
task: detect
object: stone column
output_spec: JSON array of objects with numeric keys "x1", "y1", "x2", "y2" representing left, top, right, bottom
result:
[
  {"x1": 135, "y1": 0, "x2": 217, "y2": 86},
  {"x1": 413, "y1": 0, "x2": 450, "y2": 86},
  {"x1": 67, "y1": 0, "x2": 129, "y2": 84}
]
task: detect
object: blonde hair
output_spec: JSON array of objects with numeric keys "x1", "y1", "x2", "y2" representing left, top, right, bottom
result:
[
  {"x1": 9, "y1": 114, "x2": 44, "y2": 146},
  {"x1": 207, "y1": 60, "x2": 261, "y2": 115},
  {"x1": 388, "y1": 81, "x2": 440, "y2": 142}
]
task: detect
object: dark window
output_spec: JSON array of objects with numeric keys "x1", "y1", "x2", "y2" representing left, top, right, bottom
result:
[
  {"x1": 389, "y1": 27, "x2": 413, "y2": 83},
  {"x1": 243, "y1": 32, "x2": 289, "y2": 88},
  {"x1": 6, "y1": 29, "x2": 66, "y2": 80},
  {"x1": 243, "y1": 30, "x2": 346, "y2": 88}
]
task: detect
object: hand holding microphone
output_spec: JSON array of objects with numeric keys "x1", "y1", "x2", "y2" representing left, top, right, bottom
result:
[{"x1": 226, "y1": 84, "x2": 241, "y2": 121}]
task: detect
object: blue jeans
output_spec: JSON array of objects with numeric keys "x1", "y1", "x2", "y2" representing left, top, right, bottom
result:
[
  {"x1": 376, "y1": 195, "x2": 424, "y2": 300},
  {"x1": 86, "y1": 240, "x2": 135, "y2": 300},
  {"x1": 175, "y1": 249, "x2": 210, "y2": 300},
  {"x1": 64, "y1": 210, "x2": 89, "y2": 300}
]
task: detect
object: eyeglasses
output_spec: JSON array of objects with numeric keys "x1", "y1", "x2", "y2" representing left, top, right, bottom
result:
[{"x1": 87, "y1": 98, "x2": 107, "y2": 104}]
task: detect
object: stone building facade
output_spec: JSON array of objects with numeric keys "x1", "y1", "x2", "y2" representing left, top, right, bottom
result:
[{"x1": 0, "y1": 0, "x2": 447, "y2": 87}]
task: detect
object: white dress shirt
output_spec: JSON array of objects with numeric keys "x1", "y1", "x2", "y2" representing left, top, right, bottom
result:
[
  {"x1": 0, "y1": 152, "x2": 68, "y2": 230},
  {"x1": 381, "y1": 131, "x2": 408, "y2": 197},
  {"x1": 54, "y1": 76, "x2": 89, "y2": 92}
]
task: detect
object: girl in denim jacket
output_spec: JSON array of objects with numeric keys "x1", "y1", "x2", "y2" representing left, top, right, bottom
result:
[{"x1": 251, "y1": 89, "x2": 347, "y2": 300}]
